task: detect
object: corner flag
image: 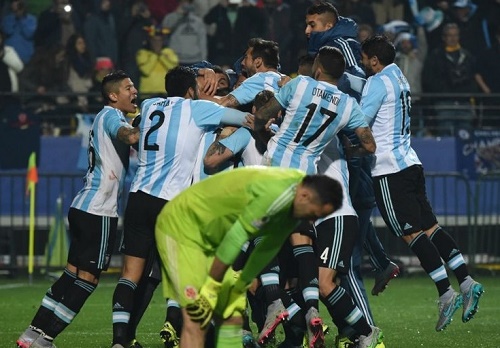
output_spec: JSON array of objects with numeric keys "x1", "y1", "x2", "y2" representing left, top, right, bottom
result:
[{"x1": 26, "y1": 152, "x2": 38, "y2": 282}]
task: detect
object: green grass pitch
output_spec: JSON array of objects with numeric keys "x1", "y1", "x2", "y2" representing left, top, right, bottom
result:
[{"x1": 1, "y1": 274, "x2": 498, "y2": 348}]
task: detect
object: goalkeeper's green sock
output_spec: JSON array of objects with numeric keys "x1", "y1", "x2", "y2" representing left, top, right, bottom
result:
[{"x1": 215, "y1": 324, "x2": 242, "y2": 348}]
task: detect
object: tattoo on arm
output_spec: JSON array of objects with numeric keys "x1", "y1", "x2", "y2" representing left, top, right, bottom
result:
[
  {"x1": 117, "y1": 126, "x2": 139, "y2": 145},
  {"x1": 220, "y1": 94, "x2": 240, "y2": 108},
  {"x1": 206, "y1": 142, "x2": 227, "y2": 157}
]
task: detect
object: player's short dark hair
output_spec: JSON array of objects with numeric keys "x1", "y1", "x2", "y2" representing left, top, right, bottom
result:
[
  {"x1": 248, "y1": 38, "x2": 280, "y2": 70},
  {"x1": 253, "y1": 90, "x2": 275, "y2": 111},
  {"x1": 165, "y1": 66, "x2": 197, "y2": 97},
  {"x1": 101, "y1": 70, "x2": 130, "y2": 103},
  {"x1": 361, "y1": 35, "x2": 396, "y2": 66},
  {"x1": 302, "y1": 174, "x2": 343, "y2": 210},
  {"x1": 306, "y1": 1, "x2": 339, "y2": 22},
  {"x1": 317, "y1": 46, "x2": 345, "y2": 79}
]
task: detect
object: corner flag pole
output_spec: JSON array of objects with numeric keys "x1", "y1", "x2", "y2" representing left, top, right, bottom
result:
[{"x1": 26, "y1": 152, "x2": 38, "y2": 284}]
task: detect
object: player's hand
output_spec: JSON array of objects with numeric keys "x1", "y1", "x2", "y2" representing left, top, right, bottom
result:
[
  {"x1": 341, "y1": 133, "x2": 358, "y2": 160},
  {"x1": 198, "y1": 68, "x2": 218, "y2": 96},
  {"x1": 219, "y1": 126, "x2": 238, "y2": 139},
  {"x1": 186, "y1": 276, "x2": 221, "y2": 329},
  {"x1": 243, "y1": 114, "x2": 255, "y2": 130},
  {"x1": 222, "y1": 276, "x2": 248, "y2": 319}
]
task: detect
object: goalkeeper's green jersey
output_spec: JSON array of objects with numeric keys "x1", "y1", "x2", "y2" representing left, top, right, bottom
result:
[{"x1": 155, "y1": 166, "x2": 306, "y2": 286}]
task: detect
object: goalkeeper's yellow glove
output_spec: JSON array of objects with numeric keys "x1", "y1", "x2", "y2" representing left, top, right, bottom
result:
[
  {"x1": 186, "y1": 276, "x2": 222, "y2": 329},
  {"x1": 222, "y1": 277, "x2": 248, "y2": 319}
]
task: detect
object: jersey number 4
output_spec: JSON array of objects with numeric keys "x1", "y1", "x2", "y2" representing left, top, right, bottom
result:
[{"x1": 293, "y1": 103, "x2": 337, "y2": 146}]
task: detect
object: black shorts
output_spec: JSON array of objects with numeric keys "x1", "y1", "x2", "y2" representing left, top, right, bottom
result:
[
  {"x1": 315, "y1": 215, "x2": 358, "y2": 274},
  {"x1": 373, "y1": 165, "x2": 437, "y2": 237},
  {"x1": 121, "y1": 190, "x2": 168, "y2": 258},
  {"x1": 67, "y1": 208, "x2": 118, "y2": 274}
]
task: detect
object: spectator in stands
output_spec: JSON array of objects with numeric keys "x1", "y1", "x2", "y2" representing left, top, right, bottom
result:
[
  {"x1": 422, "y1": 22, "x2": 479, "y2": 136},
  {"x1": 86, "y1": 56, "x2": 114, "y2": 110},
  {"x1": 416, "y1": 6, "x2": 444, "y2": 57},
  {"x1": 474, "y1": 23, "x2": 500, "y2": 128},
  {"x1": 1, "y1": 0, "x2": 37, "y2": 64},
  {"x1": 393, "y1": 27, "x2": 428, "y2": 135},
  {"x1": 136, "y1": 26, "x2": 179, "y2": 97},
  {"x1": 161, "y1": 0, "x2": 207, "y2": 66},
  {"x1": 261, "y1": 0, "x2": 293, "y2": 74},
  {"x1": 119, "y1": 1, "x2": 153, "y2": 90},
  {"x1": 0, "y1": 29, "x2": 24, "y2": 105},
  {"x1": 144, "y1": 0, "x2": 178, "y2": 25},
  {"x1": 448, "y1": 0, "x2": 489, "y2": 55},
  {"x1": 34, "y1": 0, "x2": 80, "y2": 49},
  {"x1": 357, "y1": 23, "x2": 373, "y2": 43},
  {"x1": 66, "y1": 33, "x2": 93, "y2": 112},
  {"x1": 19, "y1": 44, "x2": 69, "y2": 114},
  {"x1": 336, "y1": 0, "x2": 376, "y2": 28},
  {"x1": 371, "y1": 0, "x2": 405, "y2": 26},
  {"x1": 204, "y1": 0, "x2": 233, "y2": 67},
  {"x1": 232, "y1": 0, "x2": 266, "y2": 61},
  {"x1": 84, "y1": 0, "x2": 118, "y2": 65}
]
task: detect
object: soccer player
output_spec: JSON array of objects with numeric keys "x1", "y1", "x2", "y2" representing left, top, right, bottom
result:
[
  {"x1": 253, "y1": 46, "x2": 376, "y2": 348},
  {"x1": 360, "y1": 35, "x2": 484, "y2": 332},
  {"x1": 17, "y1": 71, "x2": 140, "y2": 348},
  {"x1": 205, "y1": 38, "x2": 283, "y2": 108},
  {"x1": 203, "y1": 90, "x2": 278, "y2": 171},
  {"x1": 155, "y1": 166, "x2": 343, "y2": 348},
  {"x1": 110, "y1": 66, "x2": 251, "y2": 348},
  {"x1": 305, "y1": 3, "x2": 398, "y2": 344}
]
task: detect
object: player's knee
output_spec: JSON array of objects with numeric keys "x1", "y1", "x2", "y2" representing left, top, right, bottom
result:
[{"x1": 77, "y1": 268, "x2": 101, "y2": 284}]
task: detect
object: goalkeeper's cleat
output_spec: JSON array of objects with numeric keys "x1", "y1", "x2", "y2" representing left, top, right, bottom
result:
[
  {"x1": 371, "y1": 261, "x2": 399, "y2": 296},
  {"x1": 242, "y1": 330, "x2": 259, "y2": 348},
  {"x1": 160, "y1": 321, "x2": 180, "y2": 348},
  {"x1": 334, "y1": 335, "x2": 354, "y2": 348},
  {"x1": 356, "y1": 325, "x2": 380, "y2": 348},
  {"x1": 435, "y1": 290, "x2": 462, "y2": 331},
  {"x1": 305, "y1": 307, "x2": 324, "y2": 348},
  {"x1": 461, "y1": 280, "x2": 484, "y2": 323},
  {"x1": 375, "y1": 329, "x2": 385, "y2": 348},
  {"x1": 30, "y1": 334, "x2": 56, "y2": 348},
  {"x1": 17, "y1": 327, "x2": 43, "y2": 348},
  {"x1": 128, "y1": 339, "x2": 143, "y2": 348},
  {"x1": 257, "y1": 299, "x2": 289, "y2": 345}
]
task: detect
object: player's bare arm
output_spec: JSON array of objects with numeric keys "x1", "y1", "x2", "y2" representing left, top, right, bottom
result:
[
  {"x1": 343, "y1": 127, "x2": 376, "y2": 158},
  {"x1": 117, "y1": 125, "x2": 140, "y2": 145},
  {"x1": 204, "y1": 126, "x2": 238, "y2": 174}
]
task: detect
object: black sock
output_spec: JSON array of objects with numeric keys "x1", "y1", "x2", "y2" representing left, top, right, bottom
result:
[
  {"x1": 127, "y1": 277, "x2": 160, "y2": 341},
  {"x1": 31, "y1": 268, "x2": 76, "y2": 331},
  {"x1": 45, "y1": 277, "x2": 97, "y2": 338},
  {"x1": 409, "y1": 232, "x2": 451, "y2": 296},
  {"x1": 292, "y1": 244, "x2": 318, "y2": 310},
  {"x1": 165, "y1": 298, "x2": 183, "y2": 334},
  {"x1": 430, "y1": 226, "x2": 469, "y2": 284},
  {"x1": 322, "y1": 286, "x2": 371, "y2": 337},
  {"x1": 112, "y1": 278, "x2": 137, "y2": 345}
]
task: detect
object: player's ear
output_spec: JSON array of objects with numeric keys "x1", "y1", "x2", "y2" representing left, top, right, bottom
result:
[{"x1": 108, "y1": 92, "x2": 118, "y2": 103}]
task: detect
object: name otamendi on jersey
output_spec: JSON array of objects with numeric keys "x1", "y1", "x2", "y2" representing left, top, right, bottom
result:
[{"x1": 312, "y1": 87, "x2": 340, "y2": 105}]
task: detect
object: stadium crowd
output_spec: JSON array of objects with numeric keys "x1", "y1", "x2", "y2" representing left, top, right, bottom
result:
[
  {"x1": 0, "y1": 0, "x2": 499, "y2": 136},
  {"x1": 8, "y1": 1, "x2": 489, "y2": 348}
]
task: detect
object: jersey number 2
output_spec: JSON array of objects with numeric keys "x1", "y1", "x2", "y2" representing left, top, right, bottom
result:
[{"x1": 144, "y1": 110, "x2": 165, "y2": 151}]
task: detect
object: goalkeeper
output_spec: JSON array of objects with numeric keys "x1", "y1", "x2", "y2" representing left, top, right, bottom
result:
[{"x1": 155, "y1": 166, "x2": 343, "y2": 348}]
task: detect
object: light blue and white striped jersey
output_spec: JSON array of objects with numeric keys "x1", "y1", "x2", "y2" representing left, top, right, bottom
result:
[
  {"x1": 230, "y1": 71, "x2": 282, "y2": 105},
  {"x1": 316, "y1": 137, "x2": 356, "y2": 222},
  {"x1": 264, "y1": 75, "x2": 368, "y2": 174},
  {"x1": 360, "y1": 63, "x2": 421, "y2": 176},
  {"x1": 219, "y1": 127, "x2": 263, "y2": 166},
  {"x1": 192, "y1": 130, "x2": 220, "y2": 184},
  {"x1": 71, "y1": 106, "x2": 133, "y2": 217},
  {"x1": 130, "y1": 97, "x2": 226, "y2": 200}
]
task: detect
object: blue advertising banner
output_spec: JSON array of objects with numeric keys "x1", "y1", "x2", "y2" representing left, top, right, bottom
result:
[{"x1": 455, "y1": 129, "x2": 500, "y2": 180}]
